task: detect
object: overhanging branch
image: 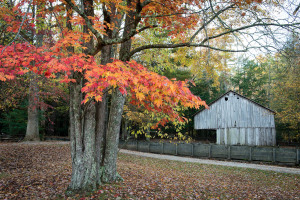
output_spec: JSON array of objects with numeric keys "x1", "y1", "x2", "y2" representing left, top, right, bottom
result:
[
  {"x1": 129, "y1": 43, "x2": 247, "y2": 58},
  {"x1": 189, "y1": 4, "x2": 234, "y2": 43},
  {"x1": 201, "y1": 22, "x2": 300, "y2": 44},
  {"x1": 128, "y1": 22, "x2": 299, "y2": 59}
]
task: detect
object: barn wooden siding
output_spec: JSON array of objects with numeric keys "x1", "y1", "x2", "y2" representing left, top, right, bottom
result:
[
  {"x1": 194, "y1": 91, "x2": 276, "y2": 146},
  {"x1": 216, "y1": 128, "x2": 276, "y2": 146}
]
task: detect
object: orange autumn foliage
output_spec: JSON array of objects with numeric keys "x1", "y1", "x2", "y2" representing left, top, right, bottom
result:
[{"x1": 0, "y1": 43, "x2": 207, "y2": 127}]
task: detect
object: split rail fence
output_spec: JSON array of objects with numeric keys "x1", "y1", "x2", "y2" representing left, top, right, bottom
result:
[{"x1": 119, "y1": 140, "x2": 300, "y2": 166}]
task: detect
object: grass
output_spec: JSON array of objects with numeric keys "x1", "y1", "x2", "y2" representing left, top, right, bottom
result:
[{"x1": 0, "y1": 142, "x2": 299, "y2": 199}]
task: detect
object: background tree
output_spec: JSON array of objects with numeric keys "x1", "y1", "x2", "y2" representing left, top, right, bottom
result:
[
  {"x1": 231, "y1": 58, "x2": 269, "y2": 105},
  {"x1": 270, "y1": 33, "x2": 300, "y2": 143}
]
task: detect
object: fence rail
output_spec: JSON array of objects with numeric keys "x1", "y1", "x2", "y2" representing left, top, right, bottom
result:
[{"x1": 119, "y1": 140, "x2": 300, "y2": 166}]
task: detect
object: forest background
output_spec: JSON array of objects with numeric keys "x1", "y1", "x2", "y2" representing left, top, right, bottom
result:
[{"x1": 0, "y1": 0, "x2": 299, "y2": 145}]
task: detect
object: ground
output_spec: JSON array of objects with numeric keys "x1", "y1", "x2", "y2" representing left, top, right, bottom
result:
[
  {"x1": 0, "y1": 142, "x2": 299, "y2": 199},
  {"x1": 120, "y1": 149, "x2": 300, "y2": 175}
]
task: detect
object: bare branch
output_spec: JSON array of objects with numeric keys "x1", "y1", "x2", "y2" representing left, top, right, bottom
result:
[
  {"x1": 189, "y1": 4, "x2": 234, "y2": 43},
  {"x1": 200, "y1": 22, "x2": 300, "y2": 44},
  {"x1": 293, "y1": 3, "x2": 300, "y2": 15},
  {"x1": 49, "y1": 2, "x2": 64, "y2": 37},
  {"x1": 128, "y1": 21, "x2": 299, "y2": 59},
  {"x1": 140, "y1": 10, "x2": 203, "y2": 18},
  {"x1": 129, "y1": 42, "x2": 247, "y2": 58}
]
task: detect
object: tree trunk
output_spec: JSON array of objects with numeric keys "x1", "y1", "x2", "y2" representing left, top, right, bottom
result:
[
  {"x1": 95, "y1": 93, "x2": 107, "y2": 185},
  {"x1": 67, "y1": 50, "x2": 126, "y2": 192},
  {"x1": 121, "y1": 118, "x2": 129, "y2": 141},
  {"x1": 98, "y1": 0, "x2": 135, "y2": 182},
  {"x1": 67, "y1": 0, "x2": 129, "y2": 193},
  {"x1": 67, "y1": 0, "x2": 98, "y2": 191},
  {"x1": 67, "y1": 75, "x2": 98, "y2": 192},
  {"x1": 24, "y1": 74, "x2": 40, "y2": 141},
  {"x1": 95, "y1": 45, "x2": 112, "y2": 185},
  {"x1": 101, "y1": 88, "x2": 125, "y2": 182},
  {"x1": 24, "y1": 3, "x2": 43, "y2": 142}
]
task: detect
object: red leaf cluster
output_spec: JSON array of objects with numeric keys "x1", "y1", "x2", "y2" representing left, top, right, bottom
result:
[{"x1": 0, "y1": 43, "x2": 207, "y2": 127}]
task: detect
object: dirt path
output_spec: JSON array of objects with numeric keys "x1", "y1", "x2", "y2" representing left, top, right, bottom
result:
[{"x1": 120, "y1": 149, "x2": 300, "y2": 175}]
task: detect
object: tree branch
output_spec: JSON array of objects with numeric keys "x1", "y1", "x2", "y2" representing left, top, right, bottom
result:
[
  {"x1": 141, "y1": 0, "x2": 152, "y2": 8},
  {"x1": 140, "y1": 10, "x2": 203, "y2": 18},
  {"x1": 92, "y1": 0, "x2": 152, "y2": 55},
  {"x1": 200, "y1": 22, "x2": 300, "y2": 44},
  {"x1": 128, "y1": 22, "x2": 299, "y2": 59},
  {"x1": 189, "y1": 4, "x2": 234, "y2": 43},
  {"x1": 64, "y1": 0, "x2": 104, "y2": 45},
  {"x1": 129, "y1": 43, "x2": 247, "y2": 58},
  {"x1": 1, "y1": 0, "x2": 33, "y2": 53}
]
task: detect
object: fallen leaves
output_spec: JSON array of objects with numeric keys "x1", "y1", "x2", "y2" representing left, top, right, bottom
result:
[
  {"x1": 0, "y1": 142, "x2": 71, "y2": 199},
  {"x1": 0, "y1": 142, "x2": 299, "y2": 199}
]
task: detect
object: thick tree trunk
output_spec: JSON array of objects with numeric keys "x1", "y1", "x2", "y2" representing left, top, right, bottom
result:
[
  {"x1": 24, "y1": 3, "x2": 43, "y2": 142},
  {"x1": 98, "y1": 0, "x2": 134, "y2": 182},
  {"x1": 68, "y1": 52, "x2": 126, "y2": 192},
  {"x1": 95, "y1": 45, "x2": 111, "y2": 185},
  {"x1": 68, "y1": 0, "x2": 98, "y2": 192},
  {"x1": 24, "y1": 74, "x2": 40, "y2": 141},
  {"x1": 101, "y1": 88, "x2": 125, "y2": 182},
  {"x1": 68, "y1": 75, "x2": 98, "y2": 192},
  {"x1": 67, "y1": 0, "x2": 130, "y2": 193},
  {"x1": 95, "y1": 93, "x2": 107, "y2": 185}
]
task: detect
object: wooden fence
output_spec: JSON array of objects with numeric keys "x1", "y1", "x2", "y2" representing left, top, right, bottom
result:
[{"x1": 119, "y1": 140, "x2": 300, "y2": 166}]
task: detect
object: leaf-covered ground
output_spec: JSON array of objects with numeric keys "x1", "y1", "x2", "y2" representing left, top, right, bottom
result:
[{"x1": 0, "y1": 142, "x2": 299, "y2": 199}]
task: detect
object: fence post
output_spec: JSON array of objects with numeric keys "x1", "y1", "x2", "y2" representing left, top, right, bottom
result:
[
  {"x1": 175, "y1": 143, "x2": 178, "y2": 155},
  {"x1": 136, "y1": 140, "x2": 138, "y2": 151},
  {"x1": 297, "y1": 149, "x2": 300, "y2": 165},
  {"x1": 208, "y1": 144, "x2": 211, "y2": 158},
  {"x1": 272, "y1": 147, "x2": 276, "y2": 163},
  {"x1": 227, "y1": 146, "x2": 231, "y2": 160},
  {"x1": 162, "y1": 143, "x2": 164, "y2": 154},
  {"x1": 191, "y1": 144, "x2": 194, "y2": 157},
  {"x1": 249, "y1": 147, "x2": 252, "y2": 161},
  {"x1": 148, "y1": 142, "x2": 150, "y2": 153}
]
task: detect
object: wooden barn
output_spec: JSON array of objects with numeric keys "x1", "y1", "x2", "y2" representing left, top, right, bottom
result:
[{"x1": 194, "y1": 91, "x2": 276, "y2": 146}]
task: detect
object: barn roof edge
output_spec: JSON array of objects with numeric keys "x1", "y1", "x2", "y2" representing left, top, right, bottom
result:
[{"x1": 193, "y1": 90, "x2": 276, "y2": 116}]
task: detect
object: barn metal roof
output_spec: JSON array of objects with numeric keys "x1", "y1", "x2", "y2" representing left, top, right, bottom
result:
[{"x1": 193, "y1": 90, "x2": 276, "y2": 116}]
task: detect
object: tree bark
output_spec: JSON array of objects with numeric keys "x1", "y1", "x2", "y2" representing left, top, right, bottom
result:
[
  {"x1": 97, "y1": 0, "x2": 135, "y2": 182},
  {"x1": 101, "y1": 88, "x2": 125, "y2": 182},
  {"x1": 95, "y1": 45, "x2": 111, "y2": 185},
  {"x1": 24, "y1": 74, "x2": 40, "y2": 141},
  {"x1": 68, "y1": 74, "x2": 98, "y2": 192},
  {"x1": 24, "y1": 3, "x2": 43, "y2": 141},
  {"x1": 67, "y1": 0, "x2": 130, "y2": 193}
]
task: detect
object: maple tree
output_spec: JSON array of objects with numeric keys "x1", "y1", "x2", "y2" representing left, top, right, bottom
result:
[
  {"x1": 0, "y1": 0, "x2": 66, "y2": 141},
  {"x1": 0, "y1": 0, "x2": 299, "y2": 194}
]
